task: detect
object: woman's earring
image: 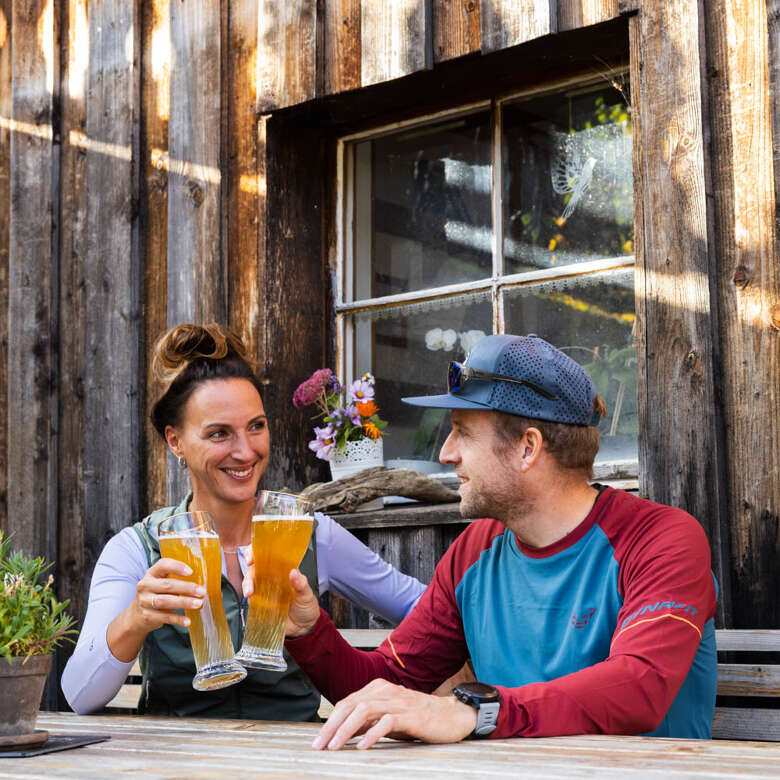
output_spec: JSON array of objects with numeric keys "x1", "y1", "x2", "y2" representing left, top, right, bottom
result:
[{"x1": 178, "y1": 456, "x2": 187, "y2": 469}]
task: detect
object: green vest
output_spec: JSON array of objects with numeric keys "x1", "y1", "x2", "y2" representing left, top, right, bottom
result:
[{"x1": 132, "y1": 497, "x2": 321, "y2": 721}]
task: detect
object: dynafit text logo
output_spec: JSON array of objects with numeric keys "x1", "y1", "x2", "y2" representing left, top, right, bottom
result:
[{"x1": 571, "y1": 607, "x2": 597, "y2": 628}]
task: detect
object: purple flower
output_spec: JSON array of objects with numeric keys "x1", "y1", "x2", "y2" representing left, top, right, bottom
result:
[
  {"x1": 346, "y1": 404, "x2": 362, "y2": 426},
  {"x1": 308, "y1": 425, "x2": 337, "y2": 460},
  {"x1": 348, "y1": 378, "x2": 375, "y2": 404}
]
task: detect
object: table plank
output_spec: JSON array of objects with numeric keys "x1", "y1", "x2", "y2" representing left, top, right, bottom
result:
[{"x1": 0, "y1": 714, "x2": 776, "y2": 778}]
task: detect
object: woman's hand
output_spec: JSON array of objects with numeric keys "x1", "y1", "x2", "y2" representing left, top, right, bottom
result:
[
  {"x1": 242, "y1": 546, "x2": 320, "y2": 638},
  {"x1": 131, "y1": 558, "x2": 205, "y2": 631},
  {"x1": 107, "y1": 558, "x2": 205, "y2": 662}
]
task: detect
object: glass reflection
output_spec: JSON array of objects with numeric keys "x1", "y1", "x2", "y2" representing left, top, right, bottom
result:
[
  {"x1": 504, "y1": 268, "x2": 637, "y2": 462},
  {"x1": 354, "y1": 111, "x2": 492, "y2": 299},
  {"x1": 502, "y1": 83, "x2": 632, "y2": 275},
  {"x1": 352, "y1": 294, "x2": 492, "y2": 462}
]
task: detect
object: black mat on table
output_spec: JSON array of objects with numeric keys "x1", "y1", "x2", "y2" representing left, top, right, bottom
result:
[{"x1": 0, "y1": 734, "x2": 110, "y2": 758}]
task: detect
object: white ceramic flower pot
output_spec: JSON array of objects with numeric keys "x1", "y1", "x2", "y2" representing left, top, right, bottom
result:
[{"x1": 329, "y1": 438, "x2": 384, "y2": 511}]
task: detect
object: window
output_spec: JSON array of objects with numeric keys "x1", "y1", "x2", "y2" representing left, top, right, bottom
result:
[{"x1": 336, "y1": 77, "x2": 635, "y2": 471}]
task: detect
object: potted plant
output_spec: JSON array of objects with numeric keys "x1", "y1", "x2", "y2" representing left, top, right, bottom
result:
[
  {"x1": 293, "y1": 369, "x2": 388, "y2": 509},
  {"x1": 0, "y1": 532, "x2": 75, "y2": 743}
]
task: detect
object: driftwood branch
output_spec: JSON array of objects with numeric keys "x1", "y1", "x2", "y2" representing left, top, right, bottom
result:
[{"x1": 300, "y1": 467, "x2": 460, "y2": 513}]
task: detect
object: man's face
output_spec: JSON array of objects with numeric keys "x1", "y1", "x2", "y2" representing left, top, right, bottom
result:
[{"x1": 439, "y1": 409, "x2": 526, "y2": 522}]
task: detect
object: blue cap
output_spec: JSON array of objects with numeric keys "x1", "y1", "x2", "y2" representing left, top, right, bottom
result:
[{"x1": 402, "y1": 334, "x2": 601, "y2": 426}]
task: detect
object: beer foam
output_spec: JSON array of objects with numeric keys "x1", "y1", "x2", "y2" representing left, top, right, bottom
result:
[
  {"x1": 159, "y1": 529, "x2": 219, "y2": 539},
  {"x1": 251, "y1": 514, "x2": 313, "y2": 523}
]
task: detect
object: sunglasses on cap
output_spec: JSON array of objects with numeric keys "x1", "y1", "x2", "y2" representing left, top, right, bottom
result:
[{"x1": 447, "y1": 361, "x2": 558, "y2": 401}]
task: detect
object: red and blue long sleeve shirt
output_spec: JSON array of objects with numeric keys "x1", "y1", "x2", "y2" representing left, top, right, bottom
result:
[{"x1": 287, "y1": 486, "x2": 717, "y2": 738}]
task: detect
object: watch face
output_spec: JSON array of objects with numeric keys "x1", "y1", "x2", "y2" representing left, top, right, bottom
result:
[{"x1": 456, "y1": 682, "x2": 500, "y2": 700}]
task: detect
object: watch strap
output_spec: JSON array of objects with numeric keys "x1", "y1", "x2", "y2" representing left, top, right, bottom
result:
[{"x1": 473, "y1": 700, "x2": 500, "y2": 737}]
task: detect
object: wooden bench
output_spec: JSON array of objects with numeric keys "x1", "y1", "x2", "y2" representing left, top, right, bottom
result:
[
  {"x1": 713, "y1": 629, "x2": 780, "y2": 741},
  {"x1": 107, "y1": 628, "x2": 780, "y2": 742}
]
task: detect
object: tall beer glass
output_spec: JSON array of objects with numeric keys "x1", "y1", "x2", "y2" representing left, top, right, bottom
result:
[
  {"x1": 158, "y1": 512, "x2": 247, "y2": 691},
  {"x1": 234, "y1": 491, "x2": 314, "y2": 671}
]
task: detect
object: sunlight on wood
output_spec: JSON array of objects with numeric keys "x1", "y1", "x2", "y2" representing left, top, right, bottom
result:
[
  {"x1": 67, "y1": 0, "x2": 89, "y2": 101},
  {"x1": 0, "y1": 116, "x2": 53, "y2": 140},
  {"x1": 0, "y1": 7, "x2": 7, "y2": 51},
  {"x1": 69, "y1": 129, "x2": 131, "y2": 161},
  {"x1": 37, "y1": 0, "x2": 54, "y2": 95},
  {"x1": 150, "y1": 0, "x2": 171, "y2": 121}
]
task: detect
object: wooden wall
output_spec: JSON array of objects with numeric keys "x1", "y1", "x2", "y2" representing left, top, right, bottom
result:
[{"x1": 0, "y1": 0, "x2": 778, "y2": 709}]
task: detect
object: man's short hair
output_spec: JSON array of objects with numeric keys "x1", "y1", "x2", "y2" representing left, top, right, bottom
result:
[{"x1": 491, "y1": 395, "x2": 607, "y2": 479}]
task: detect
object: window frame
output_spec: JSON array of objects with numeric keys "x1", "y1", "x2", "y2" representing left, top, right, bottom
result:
[{"x1": 333, "y1": 70, "x2": 637, "y2": 480}]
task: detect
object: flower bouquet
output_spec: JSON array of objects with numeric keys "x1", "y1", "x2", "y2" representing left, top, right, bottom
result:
[{"x1": 293, "y1": 369, "x2": 387, "y2": 461}]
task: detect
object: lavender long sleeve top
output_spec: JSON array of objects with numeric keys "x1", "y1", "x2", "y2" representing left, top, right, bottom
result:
[{"x1": 61, "y1": 511, "x2": 425, "y2": 714}]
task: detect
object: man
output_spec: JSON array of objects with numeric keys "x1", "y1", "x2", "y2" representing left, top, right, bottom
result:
[{"x1": 281, "y1": 334, "x2": 717, "y2": 750}]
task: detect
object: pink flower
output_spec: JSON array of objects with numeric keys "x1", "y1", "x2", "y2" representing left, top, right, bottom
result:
[{"x1": 293, "y1": 368, "x2": 335, "y2": 409}]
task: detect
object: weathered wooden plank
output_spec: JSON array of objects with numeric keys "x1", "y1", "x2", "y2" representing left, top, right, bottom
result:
[
  {"x1": 480, "y1": 0, "x2": 556, "y2": 54},
  {"x1": 324, "y1": 0, "x2": 361, "y2": 93},
  {"x1": 167, "y1": 0, "x2": 224, "y2": 502},
  {"x1": 0, "y1": 0, "x2": 11, "y2": 536},
  {"x1": 432, "y1": 0, "x2": 481, "y2": 63},
  {"x1": 557, "y1": 0, "x2": 619, "y2": 33},
  {"x1": 7, "y1": 0, "x2": 57, "y2": 562},
  {"x1": 717, "y1": 664, "x2": 780, "y2": 697},
  {"x1": 57, "y1": 0, "x2": 90, "y2": 639},
  {"x1": 227, "y1": 0, "x2": 262, "y2": 362},
  {"x1": 336, "y1": 502, "x2": 466, "y2": 530},
  {"x1": 712, "y1": 707, "x2": 780, "y2": 742},
  {"x1": 142, "y1": 0, "x2": 170, "y2": 513},
  {"x1": 361, "y1": 0, "x2": 432, "y2": 87},
  {"x1": 630, "y1": 2, "x2": 732, "y2": 626},
  {"x1": 257, "y1": 0, "x2": 317, "y2": 111},
  {"x1": 717, "y1": 629, "x2": 780, "y2": 652},
  {"x1": 260, "y1": 118, "x2": 327, "y2": 493},
  {"x1": 704, "y1": 0, "x2": 780, "y2": 629}
]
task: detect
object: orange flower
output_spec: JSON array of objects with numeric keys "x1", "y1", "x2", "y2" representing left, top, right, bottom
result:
[
  {"x1": 356, "y1": 400, "x2": 378, "y2": 418},
  {"x1": 363, "y1": 421, "x2": 382, "y2": 440}
]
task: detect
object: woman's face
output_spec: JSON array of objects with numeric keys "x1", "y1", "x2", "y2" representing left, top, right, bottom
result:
[{"x1": 165, "y1": 378, "x2": 270, "y2": 508}]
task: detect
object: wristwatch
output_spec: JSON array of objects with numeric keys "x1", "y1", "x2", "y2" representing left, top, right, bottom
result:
[{"x1": 452, "y1": 682, "x2": 501, "y2": 738}]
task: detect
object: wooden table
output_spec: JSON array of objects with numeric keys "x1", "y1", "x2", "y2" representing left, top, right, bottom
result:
[{"x1": 1, "y1": 713, "x2": 779, "y2": 778}]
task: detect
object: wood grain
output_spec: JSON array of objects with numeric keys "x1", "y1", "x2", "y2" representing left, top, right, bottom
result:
[
  {"x1": 30, "y1": 712, "x2": 780, "y2": 775},
  {"x1": 257, "y1": 0, "x2": 317, "y2": 111},
  {"x1": 141, "y1": 0, "x2": 170, "y2": 513},
  {"x1": 0, "y1": 0, "x2": 11, "y2": 536},
  {"x1": 324, "y1": 0, "x2": 361, "y2": 94},
  {"x1": 432, "y1": 0, "x2": 481, "y2": 63},
  {"x1": 704, "y1": 0, "x2": 780, "y2": 630},
  {"x1": 716, "y1": 629, "x2": 780, "y2": 652},
  {"x1": 717, "y1": 664, "x2": 780, "y2": 697},
  {"x1": 361, "y1": 0, "x2": 432, "y2": 87},
  {"x1": 227, "y1": 0, "x2": 261, "y2": 361},
  {"x1": 167, "y1": 0, "x2": 224, "y2": 502},
  {"x1": 480, "y1": 0, "x2": 556, "y2": 54},
  {"x1": 260, "y1": 118, "x2": 328, "y2": 493},
  {"x1": 557, "y1": 0, "x2": 619, "y2": 33},
  {"x1": 711, "y1": 708, "x2": 780, "y2": 742},
  {"x1": 7, "y1": 0, "x2": 57, "y2": 562},
  {"x1": 57, "y1": 0, "x2": 90, "y2": 638},
  {"x1": 630, "y1": 2, "x2": 732, "y2": 625}
]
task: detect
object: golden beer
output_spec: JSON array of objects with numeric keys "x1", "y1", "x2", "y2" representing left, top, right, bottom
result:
[
  {"x1": 234, "y1": 492, "x2": 314, "y2": 671},
  {"x1": 158, "y1": 513, "x2": 247, "y2": 691}
]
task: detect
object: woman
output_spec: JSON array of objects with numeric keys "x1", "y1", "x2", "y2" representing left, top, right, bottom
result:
[{"x1": 61, "y1": 323, "x2": 425, "y2": 719}]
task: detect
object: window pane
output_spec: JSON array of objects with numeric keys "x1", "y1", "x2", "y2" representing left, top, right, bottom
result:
[
  {"x1": 351, "y1": 294, "x2": 492, "y2": 463},
  {"x1": 354, "y1": 111, "x2": 493, "y2": 300},
  {"x1": 502, "y1": 83, "x2": 632, "y2": 275},
  {"x1": 504, "y1": 268, "x2": 637, "y2": 463}
]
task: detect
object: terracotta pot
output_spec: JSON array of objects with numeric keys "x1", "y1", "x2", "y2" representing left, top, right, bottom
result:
[{"x1": 0, "y1": 655, "x2": 52, "y2": 737}]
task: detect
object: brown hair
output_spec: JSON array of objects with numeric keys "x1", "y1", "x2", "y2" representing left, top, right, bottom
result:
[
  {"x1": 491, "y1": 395, "x2": 607, "y2": 479},
  {"x1": 150, "y1": 323, "x2": 263, "y2": 437}
]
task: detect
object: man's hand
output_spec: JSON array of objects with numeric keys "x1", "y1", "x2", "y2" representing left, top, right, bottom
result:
[
  {"x1": 312, "y1": 679, "x2": 478, "y2": 750},
  {"x1": 242, "y1": 546, "x2": 320, "y2": 637}
]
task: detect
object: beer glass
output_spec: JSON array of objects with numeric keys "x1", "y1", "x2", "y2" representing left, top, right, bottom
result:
[
  {"x1": 158, "y1": 512, "x2": 247, "y2": 691},
  {"x1": 234, "y1": 491, "x2": 314, "y2": 671}
]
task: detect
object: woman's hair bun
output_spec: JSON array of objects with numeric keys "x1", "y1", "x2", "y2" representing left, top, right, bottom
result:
[{"x1": 152, "y1": 323, "x2": 253, "y2": 385}]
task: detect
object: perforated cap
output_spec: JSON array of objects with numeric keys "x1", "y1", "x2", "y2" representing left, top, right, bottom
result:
[{"x1": 402, "y1": 334, "x2": 600, "y2": 426}]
